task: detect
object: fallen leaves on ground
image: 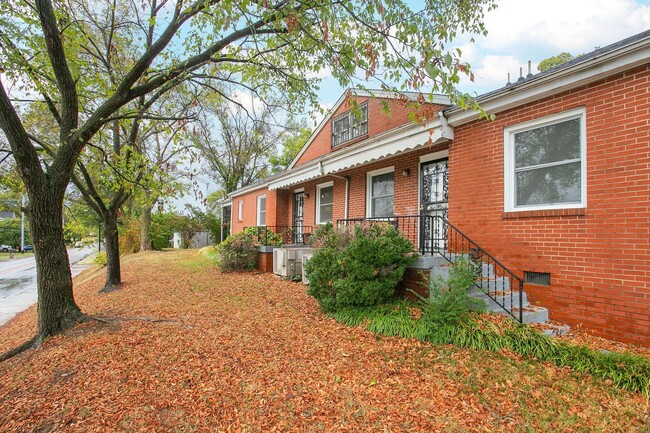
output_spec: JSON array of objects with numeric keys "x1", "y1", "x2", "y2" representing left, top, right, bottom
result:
[{"x1": 1, "y1": 250, "x2": 648, "y2": 432}]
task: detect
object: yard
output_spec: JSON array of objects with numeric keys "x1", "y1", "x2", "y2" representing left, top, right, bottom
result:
[{"x1": 0, "y1": 250, "x2": 648, "y2": 432}]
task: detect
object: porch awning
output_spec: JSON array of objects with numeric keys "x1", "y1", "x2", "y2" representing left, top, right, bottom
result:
[{"x1": 268, "y1": 119, "x2": 453, "y2": 190}]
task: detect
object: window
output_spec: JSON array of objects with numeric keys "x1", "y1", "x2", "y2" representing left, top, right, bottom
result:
[
  {"x1": 504, "y1": 108, "x2": 586, "y2": 212},
  {"x1": 367, "y1": 167, "x2": 394, "y2": 217},
  {"x1": 316, "y1": 182, "x2": 333, "y2": 224},
  {"x1": 257, "y1": 195, "x2": 266, "y2": 226},
  {"x1": 238, "y1": 201, "x2": 243, "y2": 221},
  {"x1": 332, "y1": 103, "x2": 368, "y2": 147}
]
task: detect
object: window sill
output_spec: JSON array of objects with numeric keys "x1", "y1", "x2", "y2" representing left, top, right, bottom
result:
[
  {"x1": 502, "y1": 208, "x2": 586, "y2": 219},
  {"x1": 332, "y1": 134, "x2": 369, "y2": 150}
]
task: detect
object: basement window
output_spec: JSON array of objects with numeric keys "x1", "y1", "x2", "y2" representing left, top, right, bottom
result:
[{"x1": 524, "y1": 271, "x2": 551, "y2": 286}]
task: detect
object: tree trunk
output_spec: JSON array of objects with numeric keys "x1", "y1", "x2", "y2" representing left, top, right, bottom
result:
[
  {"x1": 31, "y1": 188, "x2": 84, "y2": 338},
  {"x1": 101, "y1": 209, "x2": 121, "y2": 292},
  {"x1": 140, "y1": 203, "x2": 152, "y2": 252}
]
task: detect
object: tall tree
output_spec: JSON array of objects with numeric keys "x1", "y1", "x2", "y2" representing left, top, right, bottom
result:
[
  {"x1": 269, "y1": 117, "x2": 312, "y2": 173},
  {"x1": 0, "y1": 0, "x2": 495, "y2": 351},
  {"x1": 194, "y1": 95, "x2": 281, "y2": 193}
]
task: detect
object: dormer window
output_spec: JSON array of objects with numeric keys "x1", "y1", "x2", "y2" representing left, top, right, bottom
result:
[{"x1": 332, "y1": 103, "x2": 368, "y2": 147}]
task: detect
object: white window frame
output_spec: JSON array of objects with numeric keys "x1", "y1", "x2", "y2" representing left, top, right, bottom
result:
[
  {"x1": 366, "y1": 166, "x2": 395, "y2": 217},
  {"x1": 238, "y1": 200, "x2": 243, "y2": 221},
  {"x1": 315, "y1": 181, "x2": 334, "y2": 224},
  {"x1": 332, "y1": 102, "x2": 369, "y2": 147},
  {"x1": 504, "y1": 108, "x2": 587, "y2": 212},
  {"x1": 256, "y1": 195, "x2": 267, "y2": 226}
]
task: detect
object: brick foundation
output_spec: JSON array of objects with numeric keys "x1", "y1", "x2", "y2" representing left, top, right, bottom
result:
[
  {"x1": 256, "y1": 251, "x2": 274, "y2": 273},
  {"x1": 396, "y1": 268, "x2": 431, "y2": 301}
]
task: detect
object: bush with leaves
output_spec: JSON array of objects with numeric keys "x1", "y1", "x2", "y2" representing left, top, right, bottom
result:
[
  {"x1": 419, "y1": 257, "x2": 486, "y2": 327},
  {"x1": 244, "y1": 226, "x2": 284, "y2": 247},
  {"x1": 94, "y1": 252, "x2": 107, "y2": 266},
  {"x1": 306, "y1": 223, "x2": 417, "y2": 312},
  {"x1": 216, "y1": 232, "x2": 258, "y2": 272}
]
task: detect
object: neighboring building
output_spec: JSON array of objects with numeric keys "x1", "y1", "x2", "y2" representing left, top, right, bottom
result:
[
  {"x1": 172, "y1": 231, "x2": 213, "y2": 249},
  {"x1": 226, "y1": 30, "x2": 650, "y2": 346},
  {"x1": 0, "y1": 211, "x2": 16, "y2": 219}
]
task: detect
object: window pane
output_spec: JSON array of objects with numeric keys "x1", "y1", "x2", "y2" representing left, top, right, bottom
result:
[
  {"x1": 318, "y1": 186, "x2": 333, "y2": 223},
  {"x1": 320, "y1": 186, "x2": 333, "y2": 205},
  {"x1": 259, "y1": 197, "x2": 266, "y2": 212},
  {"x1": 516, "y1": 162, "x2": 581, "y2": 206},
  {"x1": 259, "y1": 211, "x2": 266, "y2": 226},
  {"x1": 372, "y1": 197, "x2": 394, "y2": 217},
  {"x1": 372, "y1": 172, "x2": 394, "y2": 197},
  {"x1": 352, "y1": 105, "x2": 368, "y2": 138},
  {"x1": 515, "y1": 118, "x2": 581, "y2": 168},
  {"x1": 320, "y1": 204, "x2": 332, "y2": 223}
]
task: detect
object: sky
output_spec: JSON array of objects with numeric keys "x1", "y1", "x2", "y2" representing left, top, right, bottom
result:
[{"x1": 315, "y1": 0, "x2": 650, "y2": 106}]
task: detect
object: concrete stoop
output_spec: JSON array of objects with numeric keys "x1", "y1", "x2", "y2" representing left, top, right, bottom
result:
[{"x1": 412, "y1": 254, "x2": 570, "y2": 337}]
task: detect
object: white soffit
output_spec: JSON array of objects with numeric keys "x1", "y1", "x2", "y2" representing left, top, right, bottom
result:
[{"x1": 268, "y1": 120, "x2": 453, "y2": 190}]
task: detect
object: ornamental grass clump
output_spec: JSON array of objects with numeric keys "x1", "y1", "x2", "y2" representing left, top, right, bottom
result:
[{"x1": 305, "y1": 223, "x2": 417, "y2": 312}]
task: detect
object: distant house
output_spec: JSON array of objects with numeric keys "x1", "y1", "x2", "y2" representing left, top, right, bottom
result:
[
  {"x1": 0, "y1": 211, "x2": 16, "y2": 219},
  {"x1": 226, "y1": 30, "x2": 650, "y2": 346}
]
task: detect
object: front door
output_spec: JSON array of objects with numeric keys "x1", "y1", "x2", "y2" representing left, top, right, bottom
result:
[
  {"x1": 420, "y1": 158, "x2": 449, "y2": 253},
  {"x1": 293, "y1": 191, "x2": 304, "y2": 243}
]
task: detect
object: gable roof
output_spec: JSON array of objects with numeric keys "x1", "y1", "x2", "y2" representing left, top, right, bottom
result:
[{"x1": 287, "y1": 89, "x2": 451, "y2": 169}]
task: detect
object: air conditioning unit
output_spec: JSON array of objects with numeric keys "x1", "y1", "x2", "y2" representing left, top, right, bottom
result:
[
  {"x1": 301, "y1": 253, "x2": 313, "y2": 285},
  {"x1": 273, "y1": 247, "x2": 314, "y2": 278}
]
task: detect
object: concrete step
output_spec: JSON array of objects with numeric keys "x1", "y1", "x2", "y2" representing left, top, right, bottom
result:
[
  {"x1": 538, "y1": 322, "x2": 571, "y2": 337},
  {"x1": 496, "y1": 305, "x2": 549, "y2": 324},
  {"x1": 469, "y1": 289, "x2": 528, "y2": 311},
  {"x1": 478, "y1": 276, "x2": 511, "y2": 292}
]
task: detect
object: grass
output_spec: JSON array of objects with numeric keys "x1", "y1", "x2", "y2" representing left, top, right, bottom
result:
[
  {"x1": 0, "y1": 251, "x2": 34, "y2": 261},
  {"x1": 330, "y1": 301, "x2": 650, "y2": 396},
  {"x1": 0, "y1": 250, "x2": 648, "y2": 432}
]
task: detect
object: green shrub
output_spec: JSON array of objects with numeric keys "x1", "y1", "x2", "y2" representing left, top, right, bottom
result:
[
  {"x1": 216, "y1": 232, "x2": 258, "y2": 272},
  {"x1": 306, "y1": 223, "x2": 417, "y2": 312},
  {"x1": 94, "y1": 252, "x2": 107, "y2": 266},
  {"x1": 420, "y1": 257, "x2": 485, "y2": 327},
  {"x1": 244, "y1": 226, "x2": 284, "y2": 247}
]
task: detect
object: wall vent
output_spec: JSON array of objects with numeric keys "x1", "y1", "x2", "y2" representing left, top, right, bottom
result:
[{"x1": 524, "y1": 271, "x2": 551, "y2": 286}]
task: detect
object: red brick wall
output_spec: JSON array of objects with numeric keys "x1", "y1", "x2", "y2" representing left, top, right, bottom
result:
[
  {"x1": 449, "y1": 65, "x2": 650, "y2": 345},
  {"x1": 230, "y1": 188, "x2": 272, "y2": 233},
  {"x1": 256, "y1": 251, "x2": 274, "y2": 273},
  {"x1": 280, "y1": 144, "x2": 448, "y2": 231},
  {"x1": 396, "y1": 268, "x2": 431, "y2": 301},
  {"x1": 294, "y1": 95, "x2": 446, "y2": 167}
]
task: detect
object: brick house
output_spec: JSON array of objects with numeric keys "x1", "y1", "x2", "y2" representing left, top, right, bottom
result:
[{"x1": 225, "y1": 30, "x2": 650, "y2": 346}]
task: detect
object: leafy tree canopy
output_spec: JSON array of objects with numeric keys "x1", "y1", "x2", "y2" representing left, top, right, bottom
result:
[
  {"x1": 269, "y1": 117, "x2": 312, "y2": 173},
  {"x1": 537, "y1": 52, "x2": 576, "y2": 72}
]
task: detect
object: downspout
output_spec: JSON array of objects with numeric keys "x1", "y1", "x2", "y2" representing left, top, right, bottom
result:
[{"x1": 438, "y1": 110, "x2": 454, "y2": 141}]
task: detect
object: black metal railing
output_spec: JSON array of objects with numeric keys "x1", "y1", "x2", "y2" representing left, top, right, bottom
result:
[
  {"x1": 337, "y1": 215, "x2": 524, "y2": 322},
  {"x1": 245, "y1": 225, "x2": 314, "y2": 246}
]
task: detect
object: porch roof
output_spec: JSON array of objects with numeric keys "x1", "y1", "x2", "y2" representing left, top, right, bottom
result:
[{"x1": 267, "y1": 115, "x2": 453, "y2": 190}]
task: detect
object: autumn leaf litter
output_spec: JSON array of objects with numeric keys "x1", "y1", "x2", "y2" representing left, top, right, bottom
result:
[{"x1": 0, "y1": 250, "x2": 648, "y2": 432}]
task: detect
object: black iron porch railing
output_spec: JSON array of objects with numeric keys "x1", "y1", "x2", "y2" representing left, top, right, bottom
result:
[
  {"x1": 245, "y1": 225, "x2": 314, "y2": 246},
  {"x1": 337, "y1": 215, "x2": 524, "y2": 323}
]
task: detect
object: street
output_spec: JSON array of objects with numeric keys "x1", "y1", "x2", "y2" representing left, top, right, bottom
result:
[{"x1": 0, "y1": 247, "x2": 94, "y2": 326}]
